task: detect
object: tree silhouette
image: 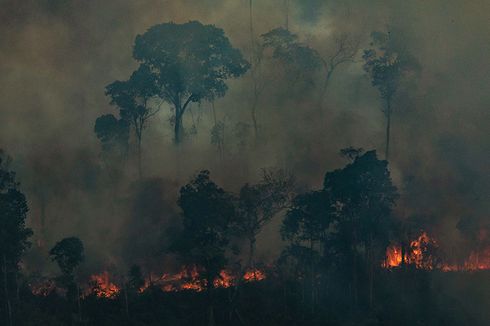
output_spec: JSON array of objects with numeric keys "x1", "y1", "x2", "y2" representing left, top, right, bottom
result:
[
  {"x1": 235, "y1": 169, "x2": 294, "y2": 271},
  {"x1": 172, "y1": 170, "x2": 235, "y2": 325},
  {"x1": 94, "y1": 114, "x2": 129, "y2": 166},
  {"x1": 0, "y1": 151, "x2": 32, "y2": 326},
  {"x1": 324, "y1": 150, "x2": 398, "y2": 306},
  {"x1": 262, "y1": 27, "x2": 322, "y2": 87},
  {"x1": 281, "y1": 190, "x2": 332, "y2": 311},
  {"x1": 105, "y1": 65, "x2": 159, "y2": 177},
  {"x1": 363, "y1": 31, "x2": 419, "y2": 160},
  {"x1": 49, "y1": 237, "x2": 84, "y2": 277},
  {"x1": 319, "y1": 34, "x2": 359, "y2": 108},
  {"x1": 133, "y1": 21, "x2": 250, "y2": 144}
]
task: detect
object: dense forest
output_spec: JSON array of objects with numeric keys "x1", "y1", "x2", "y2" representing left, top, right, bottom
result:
[{"x1": 0, "y1": 1, "x2": 489, "y2": 325}]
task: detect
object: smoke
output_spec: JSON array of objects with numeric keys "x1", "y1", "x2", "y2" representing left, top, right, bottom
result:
[{"x1": 0, "y1": 0, "x2": 488, "y2": 274}]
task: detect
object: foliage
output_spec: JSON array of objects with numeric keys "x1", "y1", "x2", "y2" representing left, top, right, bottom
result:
[
  {"x1": 133, "y1": 21, "x2": 250, "y2": 143},
  {"x1": 94, "y1": 114, "x2": 129, "y2": 156},
  {"x1": 49, "y1": 237, "x2": 84, "y2": 276},
  {"x1": 173, "y1": 170, "x2": 236, "y2": 286},
  {"x1": 0, "y1": 151, "x2": 32, "y2": 270}
]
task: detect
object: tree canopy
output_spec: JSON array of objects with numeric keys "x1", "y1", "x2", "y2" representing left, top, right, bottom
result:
[{"x1": 133, "y1": 21, "x2": 250, "y2": 143}]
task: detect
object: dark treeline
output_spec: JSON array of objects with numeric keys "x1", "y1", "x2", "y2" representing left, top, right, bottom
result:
[
  {"x1": 0, "y1": 2, "x2": 489, "y2": 325},
  {"x1": 0, "y1": 147, "x2": 488, "y2": 325}
]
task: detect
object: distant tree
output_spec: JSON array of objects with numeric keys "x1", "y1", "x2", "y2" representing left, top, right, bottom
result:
[
  {"x1": 105, "y1": 65, "x2": 159, "y2": 177},
  {"x1": 363, "y1": 31, "x2": 419, "y2": 159},
  {"x1": 235, "y1": 169, "x2": 294, "y2": 271},
  {"x1": 319, "y1": 34, "x2": 359, "y2": 107},
  {"x1": 0, "y1": 151, "x2": 32, "y2": 326},
  {"x1": 210, "y1": 121, "x2": 225, "y2": 160},
  {"x1": 172, "y1": 170, "x2": 235, "y2": 325},
  {"x1": 339, "y1": 146, "x2": 364, "y2": 162},
  {"x1": 94, "y1": 114, "x2": 130, "y2": 163},
  {"x1": 133, "y1": 21, "x2": 250, "y2": 144},
  {"x1": 262, "y1": 27, "x2": 322, "y2": 86},
  {"x1": 324, "y1": 150, "x2": 398, "y2": 306}
]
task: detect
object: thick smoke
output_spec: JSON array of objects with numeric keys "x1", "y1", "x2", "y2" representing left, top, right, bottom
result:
[{"x1": 0, "y1": 0, "x2": 488, "y2": 275}]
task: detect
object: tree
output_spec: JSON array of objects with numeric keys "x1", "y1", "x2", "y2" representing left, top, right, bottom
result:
[
  {"x1": 235, "y1": 169, "x2": 294, "y2": 271},
  {"x1": 319, "y1": 34, "x2": 359, "y2": 108},
  {"x1": 0, "y1": 151, "x2": 32, "y2": 326},
  {"x1": 50, "y1": 237, "x2": 84, "y2": 277},
  {"x1": 105, "y1": 65, "x2": 159, "y2": 177},
  {"x1": 172, "y1": 170, "x2": 236, "y2": 325},
  {"x1": 363, "y1": 31, "x2": 419, "y2": 160},
  {"x1": 262, "y1": 27, "x2": 322, "y2": 87},
  {"x1": 133, "y1": 21, "x2": 250, "y2": 144},
  {"x1": 94, "y1": 114, "x2": 130, "y2": 163},
  {"x1": 324, "y1": 150, "x2": 398, "y2": 306},
  {"x1": 49, "y1": 237, "x2": 84, "y2": 322},
  {"x1": 281, "y1": 190, "x2": 332, "y2": 311}
]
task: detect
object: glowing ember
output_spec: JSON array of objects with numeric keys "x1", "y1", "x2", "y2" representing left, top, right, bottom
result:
[
  {"x1": 30, "y1": 279, "x2": 56, "y2": 297},
  {"x1": 89, "y1": 272, "x2": 120, "y2": 298},
  {"x1": 243, "y1": 268, "x2": 266, "y2": 282},
  {"x1": 147, "y1": 266, "x2": 266, "y2": 292}
]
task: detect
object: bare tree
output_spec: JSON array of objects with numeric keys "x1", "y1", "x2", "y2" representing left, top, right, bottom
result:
[{"x1": 319, "y1": 34, "x2": 359, "y2": 109}]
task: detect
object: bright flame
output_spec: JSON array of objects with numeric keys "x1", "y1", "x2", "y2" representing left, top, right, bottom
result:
[
  {"x1": 89, "y1": 272, "x2": 120, "y2": 298},
  {"x1": 383, "y1": 231, "x2": 490, "y2": 272}
]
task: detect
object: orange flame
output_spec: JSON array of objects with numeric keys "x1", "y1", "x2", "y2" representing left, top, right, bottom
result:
[
  {"x1": 383, "y1": 231, "x2": 490, "y2": 272},
  {"x1": 89, "y1": 272, "x2": 120, "y2": 298}
]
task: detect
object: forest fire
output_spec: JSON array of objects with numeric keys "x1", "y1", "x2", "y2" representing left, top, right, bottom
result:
[
  {"x1": 153, "y1": 266, "x2": 267, "y2": 292},
  {"x1": 383, "y1": 231, "x2": 490, "y2": 272},
  {"x1": 89, "y1": 272, "x2": 120, "y2": 298}
]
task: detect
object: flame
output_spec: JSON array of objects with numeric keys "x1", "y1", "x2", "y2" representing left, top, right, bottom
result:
[
  {"x1": 139, "y1": 266, "x2": 266, "y2": 293},
  {"x1": 383, "y1": 231, "x2": 490, "y2": 272},
  {"x1": 383, "y1": 245, "x2": 403, "y2": 268},
  {"x1": 243, "y1": 268, "x2": 266, "y2": 282},
  {"x1": 89, "y1": 272, "x2": 120, "y2": 298}
]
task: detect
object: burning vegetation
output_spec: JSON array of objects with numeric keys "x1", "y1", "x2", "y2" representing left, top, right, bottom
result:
[{"x1": 384, "y1": 231, "x2": 490, "y2": 271}]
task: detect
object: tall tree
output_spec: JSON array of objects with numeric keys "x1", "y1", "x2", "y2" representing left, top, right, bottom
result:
[
  {"x1": 235, "y1": 169, "x2": 294, "y2": 271},
  {"x1": 105, "y1": 65, "x2": 158, "y2": 178},
  {"x1": 172, "y1": 170, "x2": 236, "y2": 325},
  {"x1": 281, "y1": 190, "x2": 332, "y2": 311},
  {"x1": 262, "y1": 27, "x2": 322, "y2": 87},
  {"x1": 49, "y1": 237, "x2": 84, "y2": 322},
  {"x1": 324, "y1": 150, "x2": 398, "y2": 306},
  {"x1": 133, "y1": 21, "x2": 250, "y2": 144},
  {"x1": 319, "y1": 34, "x2": 359, "y2": 108},
  {"x1": 363, "y1": 31, "x2": 419, "y2": 160},
  {"x1": 0, "y1": 151, "x2": 32, "y2": 326}
]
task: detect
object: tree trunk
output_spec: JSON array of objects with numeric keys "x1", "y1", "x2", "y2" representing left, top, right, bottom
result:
[
  {"x1": 137, "y1": 133, "x2": 142, "y2": 179},
  {"x1": 2, "y1": 255, "x2": 12, "y2": 326},
  {"x1": 77, "y1": 283, "x2": 82, "y2": 323},
  {"x1": 285, "y1": 0, "x2": 290, "y2": 30},
  {"x1": 249, "y1": 0, "x2": 259, "y2": 142},
  {"x1": 385, "y1": 99, "x2": 391, "y2": 160},
  {"x1": 248, "y1": 236, "x2": 256, "y2": 271},
  {"x1": 174, "y1": 108, "x2": 184, "y2": 144},
  {"x1": 123, "y1": 282, "x2": 129, "y2": 319},
  {"x1": 368, "y1": 235, "x2": 374, "y2": 309},
  {"x1": 207, "y1": 280, "x2": 215, "y2": 326}
]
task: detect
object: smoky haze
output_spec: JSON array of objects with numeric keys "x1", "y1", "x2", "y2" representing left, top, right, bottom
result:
[{"x1": 0, "y1": 0, "x2": 488, "y2": 276}]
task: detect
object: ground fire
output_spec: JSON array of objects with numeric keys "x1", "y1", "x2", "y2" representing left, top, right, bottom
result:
[{"x1": 383, "y1": 231, "x2": 490, "y2": 271}]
